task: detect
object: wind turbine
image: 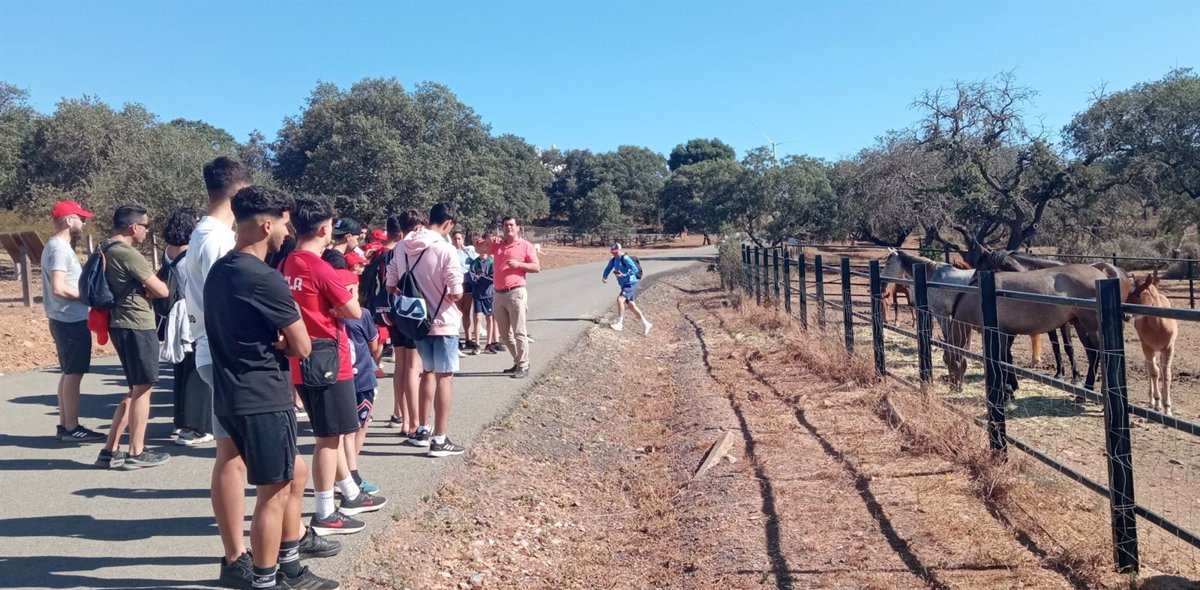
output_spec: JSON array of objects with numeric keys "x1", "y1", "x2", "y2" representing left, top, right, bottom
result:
[{"x1": 752, "y1": 124, "x2": 796, "y2": 164}]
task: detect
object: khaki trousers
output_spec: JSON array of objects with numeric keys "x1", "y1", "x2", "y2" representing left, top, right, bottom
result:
[{"x1": 495, "y1": 287, "x2": 529, "y2": 370}]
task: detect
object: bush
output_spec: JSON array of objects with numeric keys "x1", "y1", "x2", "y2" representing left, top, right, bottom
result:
[{"x1": 716, "y1": 226, "x2": 744, "y2": 291}]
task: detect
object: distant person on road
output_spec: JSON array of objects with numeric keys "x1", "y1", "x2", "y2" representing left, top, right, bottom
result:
[
  {"x1": 602, "y1": 243, "x2": 651, "y2": 335},
  {"x1": 468, "y1": 230, "x2": 499, "y2": 355},
  {"x1": 156, "y1": 208, "x2": 214, "y2": 446},
  {"x1": 396, "y1": 203, "x2": 466, "y2": 456},
  {"x1": 283, "y1": 198, "x2": 387, "y2": 536},
  {"x1": 492, "y1": 216, "x2": 540, "y2": 379},
  {"x1": 206, "y1": 186, "x2": 339, "y2": 590},
  {"x1": 384, "y1": 210, "x2": 427, "y2": 438},
  {"x1": 453, "y1": 230, "x2": 477, "y2": 352},
  {"x1": 96, "y1": 204, "x2": 171, "y2": 470},
  {"x1": 42, "y1": 200, "x2": 104, "y2": 443}
]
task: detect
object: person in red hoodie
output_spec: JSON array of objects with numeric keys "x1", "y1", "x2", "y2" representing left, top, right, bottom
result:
[
  {"x1": 281, "y1": 198, "x2": 387, "y2": 536},
  {"x1": 389, "y1": 203, "x2": 465, "y2": 457}
]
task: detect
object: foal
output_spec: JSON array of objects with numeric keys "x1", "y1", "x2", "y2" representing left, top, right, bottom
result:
[{"x1": 1129, "y1": 275, "x2": 1179, "y2": 415}]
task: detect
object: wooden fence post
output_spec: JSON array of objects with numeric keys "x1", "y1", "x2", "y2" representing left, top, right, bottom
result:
[
  {"x1": 1097, "y1": 278, "x2": 1139, "y2": 573},
  {"x1": 841, "y1": 257, "x2": 853, "y2": 354},
  {"x1": 783, "y1": 252, "x2": 792, "y2": 315},
  {"x1": 869, "y1": 260, "x2": 884, "y2": 379},
  {"x1": 762, "y1": 247, "x2": 771, "y2": 305},
  {"x1": 741, "y1": 244, "x2": 749, "y2": 292},
  {"x1": 797, "y1": 253, "x2": 808, "y2": 330},
  {"x1": 753, "y1": 246, "x2": 762, "y2": 305},
  {"x1": 979, "y1": 270, "x2": 1007, "y2": 454},
  {"x1": 1188, "y1": 259, "x2": 1195, "y2": 310},
  {"x1": 913, "y1": 263, "x2": 933, "y2": 384},
  {"x1": 772, "y1": 248, "x2": 781, "y2": 306},
  {"x1": 814, "y1": 255, "x2": 826, "y2": 330},
  {"x1": 19, "y1": 244, "x2": 32, "y2": 307}
]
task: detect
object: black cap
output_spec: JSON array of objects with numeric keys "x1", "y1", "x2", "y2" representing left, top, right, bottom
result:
[{"x1": 332, "y1": 218, "x2": 362, "y2": 237}]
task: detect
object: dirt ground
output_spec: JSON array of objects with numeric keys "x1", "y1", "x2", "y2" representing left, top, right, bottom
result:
[
  {"x1": 346, "y1": 267, "x2": 1148, "y2": 589},
  {"x1": 0, "y1": 234, "x2": 705, "y2": 375}
]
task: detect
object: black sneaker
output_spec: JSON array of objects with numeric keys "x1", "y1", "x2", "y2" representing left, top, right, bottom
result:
[
  {"x1": 281, "y1": 565, "x2": 340, "y2": 589},
  {"x1": 218, "y1": 551, "x2": 254, "y2": 589},
  {"x1": 483, "y1": 344, "x2": 499, "y2": 354},
  {"x1": 428, "y1": 438, "x2": 466, "y2": 458},
  {"x1": 512, "y1": 369, "x2": 529, "y2": 380},
  {"x1": 339, "y1": 491, "x2": 388, "y2": 516},
  {"x1": 122, "y1": 450, "x2": 171, "y2": 470},
  {"x1": 60, "y1": 425, "x2": 106, "y2": 443},
  {"x1": 309, "y1": 512, "x2": 365, "y2": 536},
  {"x1": 405, "y1": 427, "x2": 431, "y2": 447},
  {"x1": 386, "y1": 415, "x2": 404, "y2": 429},
  {"x1": 94, "y1": 449, "x2": 127, "y2": 469},
  {"x1": 502, "y1": 366, "x2": 519, "y2": 374},
  {"x1": 298, "y1": 527, "x2": 342, "y2": 558}
]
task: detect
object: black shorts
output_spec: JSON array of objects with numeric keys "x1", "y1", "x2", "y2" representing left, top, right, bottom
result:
[
  {"x1": 49, "y1": 319, "x2": 91, "y2": 374},
  {"x1": 389, "y1": 321, "x2": 417, "y2": 350},
  {"x1": 217, "y1": 410, "x2": 298, "y2": 486},
  {"x1": 109, "y1": 327, "x2": 159, "y2": 386},
  {"x1": 298, "y1": 379, "x2": 359, "y2": 437},
  {"x1": 355, "y1": 389, "x2": 376, "y2": 425}
]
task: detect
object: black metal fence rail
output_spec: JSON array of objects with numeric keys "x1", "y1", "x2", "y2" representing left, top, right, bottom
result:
[{"x1": 738, "y1": 243, "x2": 1200, "y2": 575}]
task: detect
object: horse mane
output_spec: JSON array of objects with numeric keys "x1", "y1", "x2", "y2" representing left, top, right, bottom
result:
[
  {"x1": 1008, "y1": 251, "x2": 1066, "y2": 269},
  {"x1": 895, "y1": 249, "x2": 941, "y2": 267}
]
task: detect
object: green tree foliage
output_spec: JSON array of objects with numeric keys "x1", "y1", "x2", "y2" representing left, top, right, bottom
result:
[
  {"x1": 273, "y1": 78, "x2": 549, "y2": 230},
  {"x1": 1066, "y1": 69, "x2": 1200, "y2": 217},
  {"x1": 545, "y1": 149, "x2": 597, "y2": 221},
  {"x1": 569, "y1": 183, "x2": 625, "y2": 235},
  {"x1": 667, "y1": 138, "x2": 736, "y2": 171},
  {"x1": 660, "y1": 158, "x2": 743, "y2": 234},
  {"x1": 729, "y1": 147, "x2": 841, "y2": 245},
  {"x1": 16, "y1": 97, "x2": 230, "y2": 229},
  {"x1": 0, "y1": 83, "x2": 36, "y2": 209},
  {"x1": 592, "y1": 146, "x2": 668, "y2": 225}
]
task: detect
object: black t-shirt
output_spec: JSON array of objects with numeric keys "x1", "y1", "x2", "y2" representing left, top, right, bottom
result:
[{"x1": 205, "y1": 251, "x2": 301, "y2": 417}]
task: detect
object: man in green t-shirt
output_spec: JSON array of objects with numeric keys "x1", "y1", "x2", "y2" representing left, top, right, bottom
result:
[{"x1": 96, "y1": 204, "x2": 172, "y2": 470}]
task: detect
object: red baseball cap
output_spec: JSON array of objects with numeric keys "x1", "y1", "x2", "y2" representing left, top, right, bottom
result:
[
  {"x1": 52, "y1": 200, "x2": 94, "y2": 220},
  {"x1": 371, "y1": 229, "x2": 387, "y2": 241},
  {"x1": 344, "y1": 251, "x2": 367, "y2": 267},
  {"x1": 363, "y1": 242, "x2": 384, "y2": 255}
]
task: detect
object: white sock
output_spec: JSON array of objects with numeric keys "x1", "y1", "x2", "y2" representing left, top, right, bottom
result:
[
  {"x1": 421, "y1": 424, "x2": 432, "y2": 433},
  {"x1": 336, "y1": 477, "x2": 360, "y2": 501},
  {"x1": 315, "y1": 489, "x2": 336, "y2": 519},
  {"x1": 432, "y1": 435, "x2": 446, "y2": 445}
]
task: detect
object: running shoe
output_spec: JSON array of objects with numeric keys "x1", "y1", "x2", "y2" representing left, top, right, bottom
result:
[
  {"x1": 405, "y1": 427, "x2": 431, "y2": 447},
  {"x1": 339, "y1": 491, "x2": 388, "y2": 516},
  {"x1": 281, "y1": 566, "x2": 340, "y2": 589},
  {"x1": 611, "y1": 320, "x2": 624, "y2": 332},
  {"x1": 123, "y1": 450, "x2": 171, "y2": 470},
  {"x1": 643, "y1": 321, "x2": 653, "y2": 336},
  {"x1": 387, "y1": 416, "x2": 404, "y2": 429},
  {"x1": 309, "y1": 511, "x2": 365, "y2": 536},
  {"x1": 358, "y1": 478, "x2": 380, "y2": 495},
  {"x1": 218, "y1": 552, "x2": 254, "y2": 589},
  {"x1": 298, "y1": 527, "x2": 342, "y2": 558},
  {"x1": 94, "y1": 448, "x2": 127, "y2": 469},
  {"x1": 428, "y1": 438, "x2": 466, "y2": 458},
  {"x1": 176, "y1": 430, "x2": 215, "y2": 446},
  {"x1": 60, "y1": 425, "x2": 106, "y2": 443},
  {"x1": 512, "y1": 369, "x2": 529, "y2": 380},
  {"x1": 502, "y1": 366, "x2": 519, "y2": 374},
  {"x1": 483, "y1": 343, "x2": 500, "y2": 354}
]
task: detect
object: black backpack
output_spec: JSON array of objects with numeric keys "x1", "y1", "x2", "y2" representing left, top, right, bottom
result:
[
  {"x1": 79, "y1": 241, "x2": 124, "y2": 310},
  {"x1": 391, "y1": 249, "x2": 447, "y2": 341},
  {"x1": 362, "y1": 249, "x2": 394, "y2": 325},
  {"x1": 625, "y1": 255, "x2": 644, "y2": 280}
]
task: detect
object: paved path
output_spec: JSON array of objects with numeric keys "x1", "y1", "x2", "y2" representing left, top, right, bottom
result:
[{"x1": 0, "y1": 246, "x2": 714, "y2": 589}]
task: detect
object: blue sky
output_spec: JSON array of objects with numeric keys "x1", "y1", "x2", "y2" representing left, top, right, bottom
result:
[{"x1": 1, "y1": 1, "x2": 1196, "y2": 161}]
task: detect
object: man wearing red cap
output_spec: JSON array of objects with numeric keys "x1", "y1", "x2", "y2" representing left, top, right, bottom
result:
[{"x1": 43, "y1": 200, "x2": 105, "y2": 442}]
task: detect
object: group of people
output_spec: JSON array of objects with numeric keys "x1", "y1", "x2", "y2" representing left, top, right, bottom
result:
[
  {"x1": 38, "y1": 156, "x2": 665, "y2": 590},
  {"x1": 37, "y1": 155, "x2": 546, "y2": 590}
]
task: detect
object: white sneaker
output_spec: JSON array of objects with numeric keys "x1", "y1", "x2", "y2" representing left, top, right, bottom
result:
[
  {"x1": 175, "y1": 430, "x2": 214, "y2": 446},
  {"x1": 611, "y1": 321, "x2": 623, "y2": 332},
  {"x1": 643, "y1": 321, "x2": 653, "y2": 335}
]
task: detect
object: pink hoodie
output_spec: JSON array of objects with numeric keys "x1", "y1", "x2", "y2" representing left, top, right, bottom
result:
[{"x1": 393, "y1": 228, "x2": 463, "y2": 336}]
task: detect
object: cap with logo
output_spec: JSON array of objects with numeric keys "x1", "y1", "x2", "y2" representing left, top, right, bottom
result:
[
  {"x1": 52, "y1": 200, "x2": 94, "y2": 220},
  {"x1": 332, "y1": 218, "x2": 363, "y2": 237},
  {"x1": 610, "y1": 242, "x2": 622, "y2": 253}
]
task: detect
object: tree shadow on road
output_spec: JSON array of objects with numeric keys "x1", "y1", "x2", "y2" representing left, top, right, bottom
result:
[
  {"x1": 0, "y1": 555, "x2": 216, "y2": 589},
  {"x1": 0, "y1": 514, "x2": 217, "y2": 540}
]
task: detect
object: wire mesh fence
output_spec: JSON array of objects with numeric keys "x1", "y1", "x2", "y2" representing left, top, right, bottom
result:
[{"x1": 738, "y1": 242, "x2": 1200, "y2": 578}]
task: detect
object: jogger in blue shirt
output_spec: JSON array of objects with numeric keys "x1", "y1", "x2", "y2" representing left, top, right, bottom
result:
[{"x1": 601, "y1": 243, "x2": 652, "y2": 335}]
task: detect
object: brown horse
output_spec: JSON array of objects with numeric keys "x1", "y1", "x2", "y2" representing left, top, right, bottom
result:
[
  {"x1": 948, "y1": 263, "x2": 1133, "y2": 404},
  {"x1": 882, "y1": 282, "x2": 916, "y2": 324},
  {"x1": 1129, "y1": 275, "x2": 1179, "y2": 415}
]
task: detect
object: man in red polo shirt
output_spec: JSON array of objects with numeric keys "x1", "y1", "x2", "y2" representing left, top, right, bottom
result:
[
  {"x1": 282, "y1": 198, "x2": 387, "y2": 537},
  {"x1": 492, "y1": 216, "x2": 540, "y2": 379}
]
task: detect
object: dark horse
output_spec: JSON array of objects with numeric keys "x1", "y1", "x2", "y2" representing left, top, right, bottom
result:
[{"x1": 973, "y1": 248, "x2": 1081, "y2": 384}]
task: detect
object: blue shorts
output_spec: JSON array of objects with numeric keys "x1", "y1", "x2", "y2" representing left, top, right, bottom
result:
[
  {"x1": 416, "y1": 335, "x2": 460, "y2": 374},
  {"x1": 473, "y1": 297, "x2": 494, "y2": 316},
  {"x1": 620, "y1": 283, "x2": 638, "y2": 302},
  {"x1": 355, "y1": 389, "x2": 375, "y2": 425}
]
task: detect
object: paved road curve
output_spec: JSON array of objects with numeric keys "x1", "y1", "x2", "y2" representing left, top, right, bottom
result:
[{"x1": 0, "y1": 246, "x2": 714, "y2": 590}]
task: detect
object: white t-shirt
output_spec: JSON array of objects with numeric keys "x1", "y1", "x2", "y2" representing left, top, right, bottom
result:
[
  {"x1": 182, "y1": 215, "x2": 236, "y2": 367},
  {"x1": 41, "y1": 235, "x2": 88, "y2": 323}
]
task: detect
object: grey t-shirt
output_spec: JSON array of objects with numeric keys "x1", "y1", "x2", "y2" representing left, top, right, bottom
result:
[{"x1": 41, "y1": 235, "x2": 88, "y2": 323}]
